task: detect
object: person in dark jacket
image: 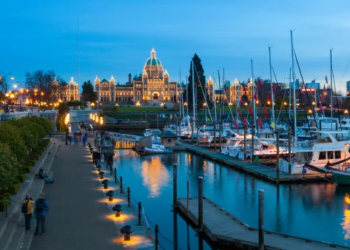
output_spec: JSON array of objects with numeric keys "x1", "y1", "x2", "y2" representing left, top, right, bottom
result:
[{"x1": 34, "y1": 193, "x2": 49, "y2": 236}]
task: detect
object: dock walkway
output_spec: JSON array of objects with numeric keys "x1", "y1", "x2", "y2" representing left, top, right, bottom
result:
[
  {"x1": 185, "y1": 144, "x2": 331, "y2": 183},
  {"x1": 177, "y1": 197, "x2": 350, "y2": 250}
]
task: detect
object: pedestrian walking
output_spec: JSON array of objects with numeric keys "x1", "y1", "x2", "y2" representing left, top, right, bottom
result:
[
  {"x1": 22, "y1": 195, "x2": 35, "y2": 230},
  {"x1": 34, "y1": 193, "x2": 49, "y2": 236},
  {"x1": 82, "y1": 134, "x2": 87, "y2": 146}
]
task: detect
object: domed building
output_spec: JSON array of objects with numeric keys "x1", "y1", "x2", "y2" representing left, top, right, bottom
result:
[
  {"x1": 95, "y1": 48, "x2": 180, "y2": 104},
  {"x1": 50, "y1": 76, "x2": 79, "y2": 102}
]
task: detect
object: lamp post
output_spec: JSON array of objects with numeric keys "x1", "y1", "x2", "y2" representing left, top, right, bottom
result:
[
  {"x1": 203, "y1": 103, "x2": 207, "y2": 124},
  {"x1": 65, "y1": 113, "x2": 70, "y2": 145}
]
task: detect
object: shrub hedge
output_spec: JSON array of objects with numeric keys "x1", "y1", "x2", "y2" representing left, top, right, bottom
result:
[{"x1": 0, "y1": 116, "x2": 53, "y2": 210}]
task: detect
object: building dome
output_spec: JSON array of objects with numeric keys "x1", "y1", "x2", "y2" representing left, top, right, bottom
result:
[{"x1": 145, "y1": 48, "x2": 162, "y2": 66}]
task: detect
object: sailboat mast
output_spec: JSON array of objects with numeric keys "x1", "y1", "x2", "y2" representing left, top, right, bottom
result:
[
  {"x1": 179, "y1": 69, "x2": 182, "y2": 120},
  {"x1": 269, "y1": 47, "x2": 275, "y2": 129},
  {"x1": 192, "y1": 60, "x2": 196, "y2": 129},
  {"x1": 330, "y1": 49, "x2": 333, "y2": 121},
  {"x1": 251, "y1": 59, "x2": 256, "y2": 131},
  {"x1": 222, "y1": 68, "x2": 225, "y2": 119},
  {"x1": 186, "y1": 76, "x2": 189, "y2": 117},
  {"x1": 289, "y1": 67, "x2": 291, "y2": 120},
  {"x1": 291, "y1": 30, "x2": 297, "y2": 144},
  {"x1": 78, "y1": 20, "x2": 80, "y2": 101}
]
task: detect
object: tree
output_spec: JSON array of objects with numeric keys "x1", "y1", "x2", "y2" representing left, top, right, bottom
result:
[
  {"x1": 184, "y1": 54, "x2": 211, "y2": 115},
  {"x1": 25, "y1": 70, "x2": 56, "y2": 101},
  {"x1": 0, "y1": 74, "x2": 8, "y2": 93},
  {"x1": 81, "y1": 81, "x2": 97, "y2": 103}
]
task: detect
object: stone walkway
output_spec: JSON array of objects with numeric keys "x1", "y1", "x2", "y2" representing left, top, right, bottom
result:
[{"x1": 29, "y1": 140, "x2": 121, "y2": 250}]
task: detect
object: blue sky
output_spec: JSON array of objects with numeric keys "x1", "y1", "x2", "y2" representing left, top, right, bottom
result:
[{"x1": 1, "y1": 0, "x2": 350, "y2": 92}]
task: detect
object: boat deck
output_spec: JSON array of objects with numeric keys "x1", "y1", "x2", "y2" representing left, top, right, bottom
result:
[{"x1": 177, "y1": 197, "x2": 350, "y2": 250}]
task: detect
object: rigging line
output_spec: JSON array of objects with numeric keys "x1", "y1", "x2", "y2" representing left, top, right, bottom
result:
[
  {"x1": 194, "y1": 63, "x2": 213, "y2": 123},
  {"x1": 294, "y1": 49, "x2": 317, "y2": 130},
  {"x1": 158, "y1": 231, "x2": 183, "y2": 250},
  {"x1": 332, "y1": 72, "x2": 343, "y2": 131},
  {"x1": 271, "y1": 67, "x2": 286, "y2": 124},
  {"x1": 340, "y1": 57, "x2": 350, "y2": 84}
]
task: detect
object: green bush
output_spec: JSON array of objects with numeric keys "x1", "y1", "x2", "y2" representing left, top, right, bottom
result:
[
  {"x1": 17, "y1": 173, "x2": 27, "y2": 182},
  {"x1": 0, "y1": 198, "x2": 10, "y2": 212},
  {"x1": 23, "y1": 166, "x2": 32, "y2": 173},
  {"x1": 9, "y1": 181, "x2": 20, "y2": 195}
]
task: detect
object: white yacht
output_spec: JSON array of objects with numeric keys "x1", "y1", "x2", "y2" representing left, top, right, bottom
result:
[{"x1": 280, "y1": 131, "x2": 350, "y2": 174}]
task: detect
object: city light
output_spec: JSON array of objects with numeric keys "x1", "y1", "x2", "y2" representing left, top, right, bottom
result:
[
  {"x1": 13, "y1": 84, "x2": 17, "y2": 89},
  {"x1": 136, "y1": 101, "x2": 140, "y2": 107}
]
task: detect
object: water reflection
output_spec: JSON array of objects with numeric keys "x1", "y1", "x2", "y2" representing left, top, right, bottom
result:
[
  {"x1": 342, "y1": 193, "x2": 350, "y2": 240},
  {"x1": 115, "y1": 150, "x2": 350, "y2": 248},
  {"x1": 141, "y1": 156, "x2": 170, "y2": 198}
]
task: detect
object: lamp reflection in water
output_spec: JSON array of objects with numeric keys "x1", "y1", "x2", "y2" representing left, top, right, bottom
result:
[
  {"x1": 342, "y1": 193, "x2": 350, "y2": 240},
  {"x1": 141, "y1": 156, "x2": 170, "y2": 198}
]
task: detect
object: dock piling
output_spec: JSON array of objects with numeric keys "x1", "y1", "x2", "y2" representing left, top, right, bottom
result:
[
  {"x1": 155, "y1": 224, "x2": 159, "y2": 250},
  {"x1": 198, "y1": 176, "x2": 203, "y2": 230},
  {"x1": 120, "y1": 176, "x2": 123, "y2": 193},
  {"x1": 186, "y1": 181, "x2": 189, "y2": 213},
  {"x1": 138, "y1": 202, "x2": 142, "y2": 225},
  {"x1": 114, "y1": 167, "x2": 117, "y2": 183},
  {"x1": 173, "y1": 163, "x2": 178, "y2": 207},
  {"x1": 259, "y1": 189, "x2": 264, "y2": 250},
  {"x1": 127, "y1": 187, "x2": 130, "y2": 207},
  {"x1": 219, "y1": 122, "x2": 222, "y2": 153}
]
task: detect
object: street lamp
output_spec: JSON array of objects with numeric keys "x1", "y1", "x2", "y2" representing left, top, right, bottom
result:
[
  {"x1": 136, "y1": 101, "x2": 140, "y2": 107},
  {"x1": 65, "y1": 113, "x2": 70, "y2": 145},
  {"x1": 203, "y1": 103, "x2": 207, "y2": 124}
]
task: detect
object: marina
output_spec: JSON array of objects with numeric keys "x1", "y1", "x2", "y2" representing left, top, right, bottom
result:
[{"x1": 113, "y1": 149, "x2": 350, "y2": 249}]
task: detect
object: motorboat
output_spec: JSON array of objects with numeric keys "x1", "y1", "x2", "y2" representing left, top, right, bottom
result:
[
  {"x1": 280, "y1": 131, "x2": 350, "y2": 174},
  {"x1": 143, "y1": 144, "x2": 173, "y2": 154}
]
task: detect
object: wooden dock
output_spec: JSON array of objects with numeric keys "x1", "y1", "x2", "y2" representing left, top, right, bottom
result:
[
  {"x1": 177, "y1": 197, "x2": 349, "y2": 250},
  {"x1": 184, "y1": 144, "x2": 332, "y2": 184}
]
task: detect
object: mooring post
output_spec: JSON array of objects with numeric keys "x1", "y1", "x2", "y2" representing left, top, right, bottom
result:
[
  {"x1": 244, "y1": 129, "x2": 247, "y2": 160},
  {"x1": 120, "y1": 176, "x2": 123, "y2": 193},
  {"x1": 275, "y1": 130, "x2": 280, "y2": 182},
  {"x1": 114, "y1": 167, "x2": 117, "y2": 183},
  {"x1": 196, "y1": 124, "x2": 199, "y2": 146},
  {"x1": 213, "y1": 121, "x2": 216, "y2": 152},
  {"x1": 251, "y1": 126, "x2": 255, "y2": 164},
  {"x1": 173, "y1": 163, "x2": 178, "y2": 207},
  {"x1": 155, "y1": 224, "x2": 159, "y2": 250},
  {"x1": 219, "y1": 122, "x2": 222, "y2": 153},
  {"x1": 258, "y1": 189, "x2": 265, "y2": 250},
  {"x1": 288, "y1": 131, "x2": 292, "y2": 174},
  {"x1": 127, "y1": 187, "x2": 131, "y2": 207},
  {"x1": 198, "y1": 176, "x2": 203, "y2": 230},
  {"x1": 186, "y1": 181, "x2": 189, "y2": 213},
  {"x1": 138, "y1": 202, "x2": 142, "y2": 225}
]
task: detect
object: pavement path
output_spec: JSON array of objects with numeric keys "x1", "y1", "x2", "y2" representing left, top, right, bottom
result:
[{"x1": 29, "y1": 139, "x2": 122, "y2": 250}]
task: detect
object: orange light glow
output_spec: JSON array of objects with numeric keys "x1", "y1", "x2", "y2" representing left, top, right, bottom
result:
[
  {"x1": 111, "y1": 235, "x2": 153, "y2": 246},
  {"x1": 103, "y1": 213, "x2": 134, "y2": 222},
  {"x1": 96, "y1": 198, "x2": 123, "y2": 204},
  {"x1": 345, "y1": 194, "x2": 350, "y2": 205}
]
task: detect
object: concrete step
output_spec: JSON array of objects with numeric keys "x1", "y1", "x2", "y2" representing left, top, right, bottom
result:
[{"x1": 0, "y1": 141, "x2": 59, "y2": 250}]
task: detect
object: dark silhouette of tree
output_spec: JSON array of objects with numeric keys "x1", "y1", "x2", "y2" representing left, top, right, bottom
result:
[
  {"x1": 184, "y1": 54, "x2": 211, "y2": 116},
  {"x1": 81, "y1": 80, "x2": 97, "y2": 103},
  {"x1": 25, "y1": 70, "x2": 56, "y2": 101}
]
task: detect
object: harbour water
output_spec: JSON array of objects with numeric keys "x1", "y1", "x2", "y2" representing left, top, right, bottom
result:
[{"x1": 114, "y1": 150, "x2": 350, "y2": 249}]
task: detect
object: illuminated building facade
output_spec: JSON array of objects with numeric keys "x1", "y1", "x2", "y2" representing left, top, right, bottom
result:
[{"x1": 95, "y1": 48, "x2": 180, "y2": 104}]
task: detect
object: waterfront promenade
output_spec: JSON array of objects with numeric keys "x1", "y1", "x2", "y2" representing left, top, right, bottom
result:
[{"x1": 28, "y1": 137, "x2": 154, "y2": 250}]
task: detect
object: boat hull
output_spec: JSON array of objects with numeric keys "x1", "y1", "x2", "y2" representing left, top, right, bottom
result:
[{"x1": 332, "y1": 171, "x2": 350, "y2": 185}]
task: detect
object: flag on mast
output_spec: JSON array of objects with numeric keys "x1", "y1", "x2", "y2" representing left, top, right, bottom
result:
[
  {"x1": 325, "y1": 75, "x2": 328, "y2": 83},
  {"x1": 258, "y1": 79, "x2": 262, "y2": 91},
  {"x1": 248, "y1": 105, "x2": 253, "y2": 116},
  {"x1": 237, "y1": 107, "x2": 242, "y2": 118},
  {"x1": 263, "y1": 106, "x2": 268, "y2": 118}
]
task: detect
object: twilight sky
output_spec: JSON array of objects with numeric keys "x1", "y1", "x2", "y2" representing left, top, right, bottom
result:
[{"x1": 1, "y1": 0, "x2": 350, "y2": 92}]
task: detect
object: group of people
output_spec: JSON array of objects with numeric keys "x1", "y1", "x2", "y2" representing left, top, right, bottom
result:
[
  {"x1": 22, "y1": 193, "x2": 49, "y2": 235},
  {"x1": 67, "y1": 131, "x2": 88, "y2": 146}
]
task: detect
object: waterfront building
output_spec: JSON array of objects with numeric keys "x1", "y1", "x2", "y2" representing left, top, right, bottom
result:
[
  {"x1": 95, "y1": 48, "x2": 180, "y2": 104},
  {"x1": 346, "y1": 81, "x2": 350, "y2": 95},
  {"x1": 207, "y1": 78, "x2": 255, "y2": 105},
  {"x1": 51, "y1": 77, "x2": 79, "y2": 102}
]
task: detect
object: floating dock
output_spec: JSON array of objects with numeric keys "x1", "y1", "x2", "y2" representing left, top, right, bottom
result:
[
  {"x1": 177, "y1": 197, "x2": 349, "y2": 250},
  {"x1": 185, "y1": 144, "x2": 332, "y2": 184}
]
